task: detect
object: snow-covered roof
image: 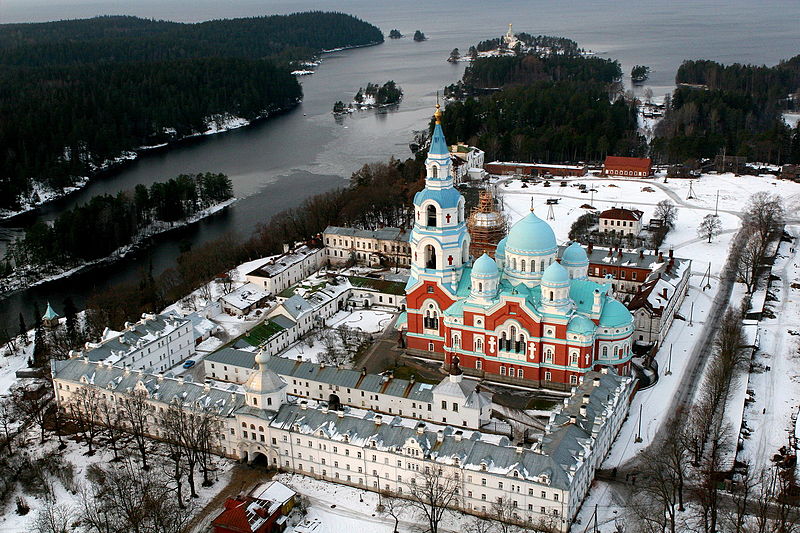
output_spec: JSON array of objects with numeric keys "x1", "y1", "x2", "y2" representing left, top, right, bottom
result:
[
  {"x1": 80, "y1": 313, "x2": 190, "y2": 365},
  {"x1": 246, "y1": 245, "x2": 322, "y2": 279},
  {"x1": 220, "y1": 283, "x2": 269, "y2": 311},
  {"x1": 51, "y1": 357, "x2": 245, "y2": 416},
  {"x1": 323, "y1": 226, "x2": 409, "y2": 243}
]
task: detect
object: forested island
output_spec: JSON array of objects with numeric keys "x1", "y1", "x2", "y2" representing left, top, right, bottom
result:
[
  {"x1": 0, "y1": 12, "x2": 383, "y2": 217},
  {"x1": 333, "y1": 81, "x2": 403, "y2": 114},
  {"x1": 1, "y1": 173, "x2": 234, "y2": 297},
  {"x1": 389, "y1": 29, "x2": 403, "y2": 39},
  {"x1": 413, "y1": 31, "x2": 427, "y2": 42},
  {"x1": 653, "y1": 57, "x2": 800, "y2": 164},
  {"x1": 440, "y1": 34, "x2": 642, "y2": 163}
]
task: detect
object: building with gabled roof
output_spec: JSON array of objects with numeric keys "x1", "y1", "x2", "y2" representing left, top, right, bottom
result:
[
  {"x1": 598, "y1": 207, "x2": 644, "y2": 237},
  {"x1": 52, "y1": 348, "x2": 633, "y2": 532},
  {"x1": 602, "y1": 156, "x2": 652, "y2": 178},
  {"x1": 323, "y1": 226, "x2": 411, "y2": 267}
]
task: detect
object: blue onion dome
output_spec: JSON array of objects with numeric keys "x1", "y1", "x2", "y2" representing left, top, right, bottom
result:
[
  {"x1": 567, "y1": 315, "x2": 596, "y2": 335},
  {"x1": 599, "y1": 299, "x2": 633, "y2": 327},
  {"x1": 471, "y1": 253, "x2": 499, "y2": 278},
  {"x1": 561, "y1": 242, "x2": 589, "y2": 266},
  {"x1": 541, "y1": 261, "x2": 570, "y2": 286},
  {"x1": 506, "y1": 211, "x2": 557, "y2": 255},
  {"x1": 495, "y1": 237, "x2": 508, "y2": 259}
]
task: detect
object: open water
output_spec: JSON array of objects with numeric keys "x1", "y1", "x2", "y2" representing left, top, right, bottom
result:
[{"x1": 0, "y1": 0, "x2": 798, "y2": 332}]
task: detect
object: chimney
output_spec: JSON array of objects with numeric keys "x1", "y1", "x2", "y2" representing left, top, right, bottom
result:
[
  {"x1": 124, "y1": 365, "x2": 130, "y2": 376},
  {"x1": 83, "y1": 357, "x2": 89, "y2": 364},
  {"x1": 516, "y1": 444, "x2": 524, "y2": 454},
  {"x1": 658, "y1": 252, "x2": 664, "y2": 262},
  {"x1": 607, "y1": 249, "x2": 612, "y2": 257},
  {"x1": 662, "y1": 287, "x2": 668, "y2": 299},
  {"x1": 319, "y1": 362, "x2": 326, "y2": 369},
  {"x1": 436, "y1": 430, "x2": 444, "y2": 443},
  {"x1": 593, "y1": 377, "x2": 601, "y2": 387},
  {"x1": 296, "y1": 355, "x2": 302, "y2": 362},
  {"x1": 321, "y1": 405, "x2": 329, "y2": 414},
  {"x1": 157, "y1": 373, "x2": 164, "y2": 382},
  {"x1": 601, "y1": 367, "x2": 609, "y2": 375},
  {"x1": 203, "y1": 382, "x2": 211, "y2": 393},
  {"x1": 454, "y1": 431, "x2": 463, "y2": 442},
  {"x1": 582, "y1": 394, "x2": 591, "y2": 405},
  {"x1": 300, "y1": 401, "x2": 308, "y2": 410},
  {"x1": 617, "y1": 249, "x2": 623, "y2": 259},
  {"x1": 361, "y1": 367, "x2": 367, "y2": 376},
  {"x1": 337, "y1": 410, "x2": 345, "y2": 418},
  {"x1": 654, "y1": 248, "x2": 659, "y2": 256},
  {"x1": 375, "y1": 414, "x2": 383, "y2": 426},
  {"x1": 668, "y1": 249, "x2": 674, "y2": 259},
  {"x1": 588, "y1": 243, "x2": 593, "y2": 254},
  {"x1": 579, "y1": 405, "x2": 587, "y2": 417},
  {"x1": 417, "y1": 423, "x2": 425, "y2": 435},
  {"x1": 178, "y1": 376, "x2": 185, "y2": 385},
  {"x1": 569, "y1": 415, "x2": 578, "y2": 424}
]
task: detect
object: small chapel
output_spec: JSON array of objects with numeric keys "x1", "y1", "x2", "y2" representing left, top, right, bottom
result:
[{"x1": 405, "y1": 106, "x2": 635, "y2": 388}]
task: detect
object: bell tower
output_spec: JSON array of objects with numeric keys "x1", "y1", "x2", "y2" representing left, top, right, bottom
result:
[{"x1": 407, "y1": 104, "x2": 470, "y2": 294}]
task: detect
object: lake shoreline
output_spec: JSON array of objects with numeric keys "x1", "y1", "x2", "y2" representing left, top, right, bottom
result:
[{"x1": 0, "y1": 198, "x2": 237, "y2": 302}]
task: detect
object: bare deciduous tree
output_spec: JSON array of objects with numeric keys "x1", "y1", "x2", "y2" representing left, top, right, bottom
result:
[
  {"x1": 698, "y1": 214, "x2": 723, "y2": 243},
  {"x1": 377, "y1": 495, "x2": 408, "y2": 533},
  {"x1": 403, "y1": 468, "x2": 460, "y2": 533},
  {"x1": 118, "y1": 389, "x2": 151, "y2": 470},
  {"x1": 33, "y1": 503, "x2": 75, "y2": 533},
  {"x1": 68, "y1": 387, "x2": 102, "y2": 455},
  {"x1": 737, "y1": 231, "x2": 763, "y2": 293},
  {"x1": 80, "y1": 456, "x2": 193, "y2": 533},
  {"x1": 654, "y1": 199, "x2": 678, "y2": 229}
]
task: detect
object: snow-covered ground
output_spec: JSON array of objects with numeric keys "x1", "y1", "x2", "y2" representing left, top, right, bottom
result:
[
  {"x1": 496, "y1": 173, "x2": 800, "y2": 531},
  {"x1": 279, "y1": 309, "x2": 395, "y2": 364},
  {"x1": 278, "y1": 473, "x2": 505, "y2": 533},
  {"x1": 738, "y1": 229, "x2": 800, "y2": 474}
]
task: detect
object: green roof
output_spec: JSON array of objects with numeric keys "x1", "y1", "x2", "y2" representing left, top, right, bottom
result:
[
  {"x1": 347, "y1": 276, "x2": 405, "y2": 296},
  {"x1": 242, "y1": 320, "x2": 286, "y2": 347}
]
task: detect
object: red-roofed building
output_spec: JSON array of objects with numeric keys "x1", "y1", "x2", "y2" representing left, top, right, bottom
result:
[
  {"x1": 598, "y1": 208, "x2": 644, "y2": 236},
  {"x1": 211, "y1": 481, "x2": 296, "y2": 533},
  {"x1": 602, "y1": 156, "x2": 652, "y2": 178}
]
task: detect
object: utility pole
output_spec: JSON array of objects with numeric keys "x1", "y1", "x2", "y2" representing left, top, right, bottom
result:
[
  {"x1": 714, "y1": 189, "x2": 720, "y2": 217},
  {"x1": 689, "y1": 302, "x2": 694, "y2": 326},
  {"x1": 634, "y1": 404, "x2": 643, "y2": 443},
  {"x1": 593, "y1": 503, "x2": 599, "y2": 533},
  {"x1": 665, "y1": 344, "x2": 672, "y2": 375}
]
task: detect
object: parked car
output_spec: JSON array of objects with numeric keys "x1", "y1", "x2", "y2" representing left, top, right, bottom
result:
[{"x1": 182, "y1": 360, "x2": 196, "y2": 369}]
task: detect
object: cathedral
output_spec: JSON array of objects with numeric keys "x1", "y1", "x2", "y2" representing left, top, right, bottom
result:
[{"x1": 405, "y1": 107, "x2": 635, "y2": 388}]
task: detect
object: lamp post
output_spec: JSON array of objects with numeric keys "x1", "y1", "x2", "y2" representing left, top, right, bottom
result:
[
  {"x1": 665, "y1": 344, "x2": 672, "y2": 375},
  {"x1": 634, "y1": 404, "x2": 643, "y2": 443}
]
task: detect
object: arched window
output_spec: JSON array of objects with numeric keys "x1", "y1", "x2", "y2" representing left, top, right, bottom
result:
[
  {"x1": 511, "y1": 258, "x2": 517, "y2": 270},
  {"x1": 518, "y1": 368, "x2": 524, "y2": 379},
  {"x1": 431, "y1": 165, "x2": 438, "y2": 178},
  {"x1": 476, "y1": 360, "x2": 482, "y2": 370},
  {"x1": 424, "y1": 244, "x2": 437, "y2": 269},
  {"x1": 478, "y1": 282, "x2": 483, "y2": 292},
  {"x1": 453, "y1": 334, "x2": 461, "y2": 348},
  {"x1": 521, "y1": 260, "x2": 526, "y2": 272},
  {"x1": 613, "y1": 346, "x2": 619, "y2": 357},
  {"x1": 549, "y1": 291, "x2": 554, "y2": 301},
  {"x1": 426, "y1": 205, "x2": 437, "y2": 227},
  {"x1": 500, "y1": 332, "x2": 507, "y2": 351},
  {"x1": 475, "y1": 338, "x2": 483, "y2": 352},
  {"x1": 570, "y1": 375, "x2": 578, "y2": 385},
  {"x1": 602, "y1": 346, "x2": 608, "y2": 357},
  {"x1": 508, "y1": 368, "x2": 515, "y2": 377},
  {"x1": 545, "y1": 348, "x2": 553, "y2": 363},
  {"x1": 540, "y1": 260, "x2": 545, "y2": 272}
]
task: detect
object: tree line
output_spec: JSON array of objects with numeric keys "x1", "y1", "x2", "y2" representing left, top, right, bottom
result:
[
  {"x1": 652, "y1": 56, "x2": 800, "y2": 164},
  {"x1": 0, "y1": 12, "x2": 383, "y2": 212},
  {"x1": 5, "y1": 173, "x2": 233, "y2": 270},
  {"x1": 440, "y1": 82, "x2": 643, "y2": 164}
]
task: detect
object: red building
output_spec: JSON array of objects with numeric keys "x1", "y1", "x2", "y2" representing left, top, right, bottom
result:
[
  {"x1": 405, "y1": 110, "x2": 635, "y2": 389},
  {"x1": 602, "y1": 156, "x2": 652, "y2": 177},
  {"x1": 211, "y1": 481, "x2": 296, "y2": 533}
]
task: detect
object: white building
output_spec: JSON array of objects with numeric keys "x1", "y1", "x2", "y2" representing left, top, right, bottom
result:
[
  {"x1": 201, "y1": 351, "x2": 493, "y2": 430},
  {"x1": 449, "y1": 143, "x2": 485, "y2": 183},
  {"x1": 598, "y1": 208, "x2": 644, "y2": 237},
  {"x1": 73, "y1": 313, "x2": 194, "y2": 373},
  {"x1": 627, "y1": 259, "x2": 692, "y2": 346},
  {"x1": 52, "y1": 353, "x2": 633, "y2": 532},
  {"x1": 219, "y1": 283, "x2": 271, "y2": 316},
  {"x1": 323, "y1": 226, "x2": 411, "y2": 267},
  {"x1": 245, "y1": 245, "x2": 326, "y2": 296}
]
